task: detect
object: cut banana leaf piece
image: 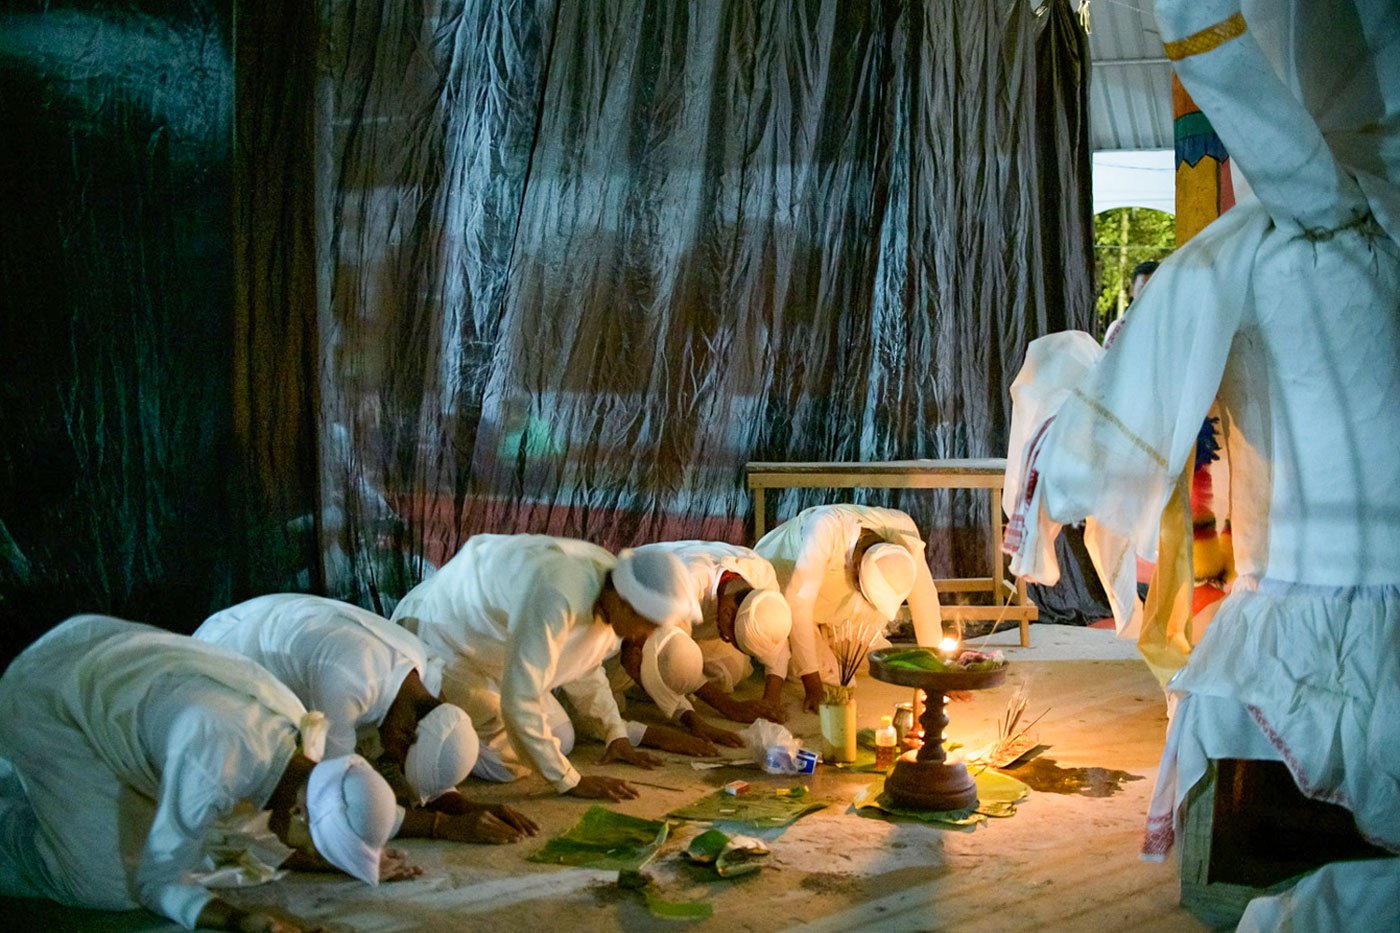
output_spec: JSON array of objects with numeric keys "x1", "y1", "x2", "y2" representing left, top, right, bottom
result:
[{"x1": 684, "y1": 829, "x2": 730, "y2": 865}]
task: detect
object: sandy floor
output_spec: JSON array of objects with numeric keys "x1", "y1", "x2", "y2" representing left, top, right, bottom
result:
[{"x1": 2, "y1": 626, "x2": 1210, "y2": 932}]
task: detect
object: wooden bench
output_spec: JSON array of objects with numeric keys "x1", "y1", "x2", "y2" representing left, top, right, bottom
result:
[{"x1": 745, "y1": 459, "x2": 1037, "y2": 647}]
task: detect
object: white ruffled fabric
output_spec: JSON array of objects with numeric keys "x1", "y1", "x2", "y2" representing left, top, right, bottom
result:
[
  {"x1": 1145, "y1": 580, "x2": 1400, "y2": 857},
  {"x1": 1237, "y1": 856, "x2": 1400, "y2": 932}
]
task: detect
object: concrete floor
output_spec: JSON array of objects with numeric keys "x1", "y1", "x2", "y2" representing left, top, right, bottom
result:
[{"x1": 3, "y1": 625, "x2": 1210, "y2": 932}]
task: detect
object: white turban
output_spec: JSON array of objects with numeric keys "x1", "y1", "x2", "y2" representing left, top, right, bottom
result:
[
  {"x1": 404, "y1": 703, "x2": 479, "y2": 805},
  {"x1": 639, "y1": 625, "x2": 706, "y2": 719},
  {"x1": 307, "y1": 754, "x2": 398, "y2": 885},
  {"x1": 859, "y1": 543, "x2": 917, "y2": 621},
  {"x1": 732, "y1": 589, "x2": 792, "y2": 671},
  {"x1": 613, "y1": 546, "x2": 700, "y2": 627}
]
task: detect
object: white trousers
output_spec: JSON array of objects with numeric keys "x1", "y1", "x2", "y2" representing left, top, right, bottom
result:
[{"x1": 0, "y1": 758, "x2": 54, "y2": 901}]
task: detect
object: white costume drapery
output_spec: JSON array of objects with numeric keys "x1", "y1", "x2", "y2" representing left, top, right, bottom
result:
[
  {"x1": 392, "y1": 535, "x2": 631, "y2": 793},
  {"x1": 0, "y1": 616, "x2": 304, "y2": 929},
  {"x1": 195, "y1": 593, "x2": 443, "y2": 760},
  {"x1": 1005, "y1": 0, "x2": 1400, "y2": 900},
  {"x1": 755, "y1": 504, "x2": 942, "y2": 680}
]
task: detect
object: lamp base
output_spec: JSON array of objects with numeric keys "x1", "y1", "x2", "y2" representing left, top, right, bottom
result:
[{"x1": 885, "y1": 757, "x2": 978, "y2": 812}]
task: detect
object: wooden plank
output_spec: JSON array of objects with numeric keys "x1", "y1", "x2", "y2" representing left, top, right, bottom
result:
[
  {"x1": 746, "y1": 458, "x2": 1007, "y2": 475},
  {"x1": 938, "y1": 605, "x2": 1038, "y2": 621},
  {"x1": 933, "y1": 577, "x2": 998, "y2": 593},
  {"x1": 746, "y1": 471, "x2": 1006, "y2": 490}
]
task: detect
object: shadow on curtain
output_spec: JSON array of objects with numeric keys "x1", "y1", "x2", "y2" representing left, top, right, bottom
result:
[{"x1": 317, "y1": 0, "x2": 1094, "y2": 613}]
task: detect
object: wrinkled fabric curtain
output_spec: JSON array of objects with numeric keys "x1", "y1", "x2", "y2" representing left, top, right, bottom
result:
[
  {"x1": 319, "y1": 0, "x2": 1095, "y2": 610},
  {"x1": 0, "y1": 0, "x2": 1092, "y2": 646},
  {"x1": 0, "y1": 1, "x2": 238, "y2": 658}
]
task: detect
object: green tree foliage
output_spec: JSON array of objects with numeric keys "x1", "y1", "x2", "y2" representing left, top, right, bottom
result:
[{"x1": 1094, "y1": 207, "x2": 1176, "y2": 336}]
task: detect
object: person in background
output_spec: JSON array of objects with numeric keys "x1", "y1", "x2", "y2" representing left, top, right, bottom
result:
[
  {"x1": 0, "y1": 615, "x2": 410, "y2": 933},
  {"x1": 392, "y1": 536, "x2": 726, "y2": 801},
  {"x1": 1103, "y1": 260, "x2": 1161, "y2": 349},
  {"x1": 195, "y1": 593, "x2": 537, "y2": 845},
  {"x1": 756, "y1": 504, "x2": 943, "y2": 712}
]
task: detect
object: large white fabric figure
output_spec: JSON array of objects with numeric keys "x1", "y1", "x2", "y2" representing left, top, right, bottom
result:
[
  {"x1": 392, "y1": 535, "x2": 660, "y2": 793},
  {"x1": 756, "y1": 504, "x2": 943, "y2": 682},
  {"x1": 639, "y1": 540, "x2": 790, "y2": 690},
  {"x1": 1006, "y1": 0, "x2": 1400, "y2": 921},
  {"x1": 0, "y1": 615, "x2": 391, "y2": 929},
  {"x1": 195, "y1": 593, "x2": 445, "y2": 762}
]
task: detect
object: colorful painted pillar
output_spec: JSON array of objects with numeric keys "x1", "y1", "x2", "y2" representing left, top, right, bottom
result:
[{"x1": 1172, "y1": 74, "x2": 1235, "y2": 243}]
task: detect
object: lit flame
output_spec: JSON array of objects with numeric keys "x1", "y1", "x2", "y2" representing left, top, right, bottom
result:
[{"x1": 938, "y1": 637, "x2": 959, "y2": 654}]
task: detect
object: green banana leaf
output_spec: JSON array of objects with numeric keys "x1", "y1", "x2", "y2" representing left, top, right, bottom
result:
[
  {"x1": 669, "y1": 789, "x2": 830, "y2": 829},
  {"x1": 527, "y1": 806, "x2": 670, "y2": 871},
  {"x1": 852, "y1": 768, "x2": 1029, "y2": 828}
]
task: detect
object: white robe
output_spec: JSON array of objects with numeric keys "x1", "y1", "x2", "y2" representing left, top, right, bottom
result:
[
  {"x1": 392, "y1": 535, "x2": 630, "y2": 793},
  {"x1": 194, "y1": 593, "x2": 441, "y2": 760},
  {"x1": 640, "y1": 540, "x2": 789, "y2": 691},
  {"x1": 0, "y1": 616, "x2": 303, "y2": 929},
  {"x1": 755, "y1": 504, "x2": 943, "y2": 680}
]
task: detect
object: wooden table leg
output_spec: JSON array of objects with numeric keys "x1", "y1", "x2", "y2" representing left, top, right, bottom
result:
[
  {"x1": 991, "y1": 486, "x2": 1004, "y2": 606},
  {"x1": 1017, "y1": 574, "x2": 1030, "y2": 647}
]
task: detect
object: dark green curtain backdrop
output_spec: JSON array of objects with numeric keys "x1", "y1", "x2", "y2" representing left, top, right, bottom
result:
[
  {"x1": 0, "y1": 1, "x2": 239, "y2": 659},
  {"x1": 0, "y1": 0, "x2": 1093, "y2": 654}
]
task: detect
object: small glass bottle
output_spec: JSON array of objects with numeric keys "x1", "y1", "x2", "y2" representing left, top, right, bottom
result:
[{"x1": 875, "y1": 715, "x2": 898, "y2": 770}]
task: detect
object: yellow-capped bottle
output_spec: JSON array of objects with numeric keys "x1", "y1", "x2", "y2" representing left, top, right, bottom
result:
[{"x1": 875, "y1": 715, "x2": 898, "y2": 770}]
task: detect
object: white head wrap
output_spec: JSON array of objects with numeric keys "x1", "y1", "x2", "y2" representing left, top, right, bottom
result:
[
  {"x1": 638, "y1": 625, "x2": 706, "y2": 719},
  {"x1": 404, "y1": 703, "x2": 479, "y2": 805},
  {"x1": 859, "y1": 543, "x2": 917, "y2": 621},
  {"x1": 306, "y1": 754, "x2": 397, "y2": 885},
  {"x1": 732, "y1": 589, "x2": 792, "y2": 671},
  {"x1": 613, "y1": 546, "x2": 700, "y2": 627}
]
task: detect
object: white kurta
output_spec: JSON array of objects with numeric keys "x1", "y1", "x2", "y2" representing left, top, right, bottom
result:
[
  {"x1": 392, "y1": 535, "x2": 629, "y2": 793},
  {"x1": 0, "y1": 616, "x2": 303, "y2": 929},
  {"x1": 755, "y1": 504, "x2": 942, "y2": 679},
  {"x1": 195, "y1": 593, "x2": 440, "y2": 760},
  {"x1": 641, "y1": 540, "x2": 789, "y2": 689},
  {"x1": 1010, "y1": 0, "x2": 1400, "y2": 862}
]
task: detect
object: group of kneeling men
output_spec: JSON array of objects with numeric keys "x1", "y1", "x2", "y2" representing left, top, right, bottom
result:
[{"x1": 0, "y1": 503, "x2": 944, "y2": 930}]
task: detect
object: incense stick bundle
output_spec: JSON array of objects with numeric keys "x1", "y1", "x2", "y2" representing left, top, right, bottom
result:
[
  {"x1": 827, "y1": 618, "x2": 880, "y2": 686},
  {"x1": 983, "y1": 681, "x2": 1049, "y2": 765}
]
